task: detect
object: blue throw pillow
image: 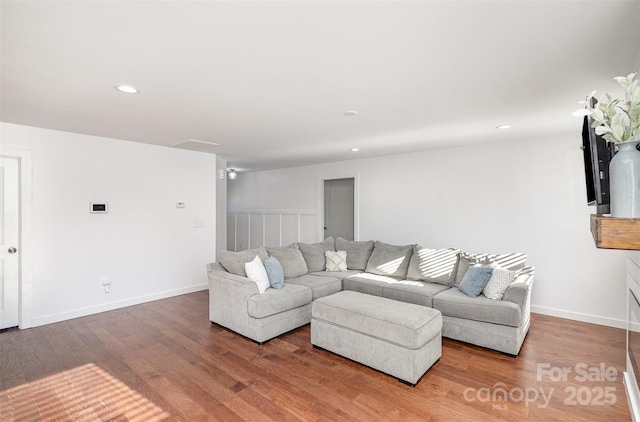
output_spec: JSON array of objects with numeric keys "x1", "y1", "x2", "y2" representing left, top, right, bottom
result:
[
  {"x1": 458, "y1": 266, "x2": 493, "y2": 298},
  {"x1": 264, "y1": 256, "x2": 284, "y2": 289}
]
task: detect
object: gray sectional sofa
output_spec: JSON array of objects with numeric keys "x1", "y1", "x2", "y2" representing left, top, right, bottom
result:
[{"x1": 207, "y1": 237, "x2": 535, "y2": 355}]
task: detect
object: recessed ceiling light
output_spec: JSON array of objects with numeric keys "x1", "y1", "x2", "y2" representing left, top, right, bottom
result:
[
  {"x1": 350, "y1": 148, "x2": 360, "y2": 152},
  {"x1": 496, "y1": 124, "x2": 513, "y2": 130},
  {"x1": 115, "y1": 84, "x2": 140, "y2": 94},
  {"x1": 344, "y1": 111, "x2": 357, "y2": 116}
]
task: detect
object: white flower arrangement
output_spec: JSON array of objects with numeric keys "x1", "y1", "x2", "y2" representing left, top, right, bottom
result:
[{"x1": 574, "y1": 73, "x2": 640, "y2": 143}]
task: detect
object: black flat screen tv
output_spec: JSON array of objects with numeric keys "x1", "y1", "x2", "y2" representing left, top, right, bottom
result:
[{"x1": 582, "y1": 99, "x2": 615, "y2": 214}]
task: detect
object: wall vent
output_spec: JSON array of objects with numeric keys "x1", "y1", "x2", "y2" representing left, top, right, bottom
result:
[{"x1": 172, "y1": 139, "x2": 219, "y2": 154}]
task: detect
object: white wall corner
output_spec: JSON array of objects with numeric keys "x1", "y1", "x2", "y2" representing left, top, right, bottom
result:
[
  {"x1": 531, "y1": 305, "x2": 626, "y2": 330},
  {"x1": 216, "y1": 156, "x2": 228, "y2": 255}
]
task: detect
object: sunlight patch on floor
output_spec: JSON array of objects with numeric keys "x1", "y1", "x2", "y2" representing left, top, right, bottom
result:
[{"x1": 0, "y1": 363, "x2": 171, "y2": 421}]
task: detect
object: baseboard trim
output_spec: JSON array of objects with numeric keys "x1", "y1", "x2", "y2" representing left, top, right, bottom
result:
[
  {"x1": 31, "y1": 284, "x2": 208, "y2": 328},
  {"x1": 531, "y1": 305, "x2": 626, "y2": 329}
]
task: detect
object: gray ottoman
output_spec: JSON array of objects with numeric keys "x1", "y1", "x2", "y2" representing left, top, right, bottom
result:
[{"x1": 311, "y1": 290, "x2": 442, "y2": 386}]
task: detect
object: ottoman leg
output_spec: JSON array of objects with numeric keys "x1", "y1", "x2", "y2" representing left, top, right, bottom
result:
[{"x1": 398, "y1": 379, "x2": 416, "y2": 388}]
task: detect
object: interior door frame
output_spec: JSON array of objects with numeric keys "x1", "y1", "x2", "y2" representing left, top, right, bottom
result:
[
  {"x1": 1, "y1": 146, "x2": 33, "y2": 329},
  {"x1": 317, "y1": 172, "x2": 359, "y2": 242}
]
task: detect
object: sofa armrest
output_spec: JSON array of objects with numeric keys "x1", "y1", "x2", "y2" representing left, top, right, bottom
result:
[
  {"x1": 207, "y1": 262, "x2": 260, "y2": 329},
  {"x1": 502, "y1": 266, "x2": 535, "y2": 319},
  {"x1": 207, "y1": 262, "x2": 259, "y2": 298}
]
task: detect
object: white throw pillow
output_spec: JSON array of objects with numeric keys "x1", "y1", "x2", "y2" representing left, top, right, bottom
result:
[
  {"x1": 245, "y1": 255, "x2": 270, "y2": 294},
  {"x1": 325, "y1": 250, "x2": 348, "y2": 272},
  {"x1": 482, "y1": 265, "x2": 516, "y2": 300}
]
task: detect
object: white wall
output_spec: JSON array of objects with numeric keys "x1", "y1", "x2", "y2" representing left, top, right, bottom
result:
[
  {"x1": 228, "y1": 133, "x2": 627, "y2": 328},
  {"x1": 1, "y1": 123, "x2": 217, "y2": 327}
]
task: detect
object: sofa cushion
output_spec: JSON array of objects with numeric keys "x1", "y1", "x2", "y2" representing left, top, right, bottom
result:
[
  {"x1": 325, "y1": 250, "x2": 347, "y2": 272},
  {"x1": 433, "y1": 288, "x2": 522, "y2": 327},
  {"x1": 309, "y1": 270, "x2": 363, "y2": 280},
  {"x1": 343, "y1": 273, "x2": 400, "y2": 297},
  {"x1": 365, "y1": 241, "x2": 413, "y2": 278},
  {"x1": 247, "y1": 283, "x2": 312, "y2": 319},
  {"x1": 298, "y1": 237, "x2": 335, "y2": 272},
  {"x1": 452, "y1": 252, "x2": 482, "y2": 286},
  {"x1": 382, "y1": 280, "x2": 450, "y2": 308},
  {"x1": 483, "y1": 265, "x2": 517, "y2": 300},
  {"x1": 218, "y1": 247, "x2": 269, "y2": 277},
  {"x1": 453, "y1": 251, "x2": 527, "y2": 286},
  {"x1": 406, "y1": 246, "x2": 460, "y2": 286},
  {"x1": 335, "y1": 237, "x2": 375, "y2": 270},
  {"x1": 266, "y1": 244, "x2": 309, "y2": 279},
  {"x1": 245, "y1": 255, "x2": 271, "y2": 294},
  {"x1": 264, "y1": 256, "x2": 284, "y2": 289},
  {"x1": 286, "y1": 274, "x2": 342, "y2": 300},
  {"x1": 482, "y1": 253, "x2": 527, "y2": 271},
  {"x1": 458, "y1": 266, "x2": 493, "y2": 298}
]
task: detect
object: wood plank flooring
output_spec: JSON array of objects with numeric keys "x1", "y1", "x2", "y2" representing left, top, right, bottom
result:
[{"x1": 0, "y1": 291, "x2": 632, "y2": 421}]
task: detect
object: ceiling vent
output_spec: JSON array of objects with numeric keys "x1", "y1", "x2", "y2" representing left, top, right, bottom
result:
[{"x1": 172, "y1": 139, "x2": 220, "y2": 154}]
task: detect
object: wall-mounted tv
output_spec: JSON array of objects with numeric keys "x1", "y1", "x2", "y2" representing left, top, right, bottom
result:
[{"x1": 582, "y1": 98, "x2": 616, "y2": 215}]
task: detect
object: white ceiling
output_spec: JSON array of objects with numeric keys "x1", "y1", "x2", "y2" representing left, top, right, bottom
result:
[{"x1": 2, "y1": 1, "x2": 639, "y2": 172}]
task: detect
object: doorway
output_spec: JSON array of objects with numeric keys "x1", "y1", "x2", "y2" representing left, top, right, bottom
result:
[
  {"x1": 0, "y1": 157, "x2": 20, "y2": 329},
  {"x1": 323, "y1": 178, "x2": 355, "y2": 241},
  {"x1": 0, "y1": 147, "x2": 33, "y2": 330}
]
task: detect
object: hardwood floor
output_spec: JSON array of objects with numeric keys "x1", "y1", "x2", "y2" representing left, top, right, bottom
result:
[{"x1": 0, "y1": 291, "x2": 632, "y2": 421}]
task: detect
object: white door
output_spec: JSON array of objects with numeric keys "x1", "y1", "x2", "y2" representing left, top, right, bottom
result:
[
  {"x1": 324, "y1": 178, "x2": 354, "y2": 241},
  {"x1": 0, "y1": 157, "x2": 20, "y2": 329}
]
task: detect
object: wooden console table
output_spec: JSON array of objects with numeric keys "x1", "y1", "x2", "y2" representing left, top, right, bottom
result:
[{"x1": 590, "y1": 214, "x2": 640, "y2": 250}]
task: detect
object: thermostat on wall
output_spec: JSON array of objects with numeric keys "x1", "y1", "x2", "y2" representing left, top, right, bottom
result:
[{"x1": 90, "y1": 202, "x2": 109, "y2": 213}]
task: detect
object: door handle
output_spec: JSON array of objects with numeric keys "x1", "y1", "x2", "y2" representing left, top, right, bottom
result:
[{"x1": 8, "y1": 247, "x2": 17, "y2": 254}]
